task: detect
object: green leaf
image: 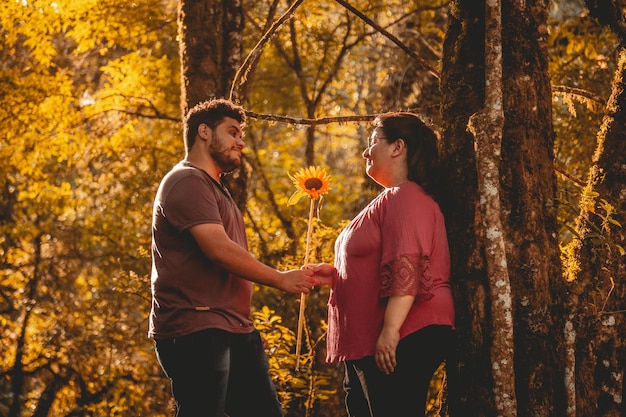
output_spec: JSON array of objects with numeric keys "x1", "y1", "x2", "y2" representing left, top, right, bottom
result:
[{"x1": 287, "y1": 189, "x2": 307, "y2": 206}]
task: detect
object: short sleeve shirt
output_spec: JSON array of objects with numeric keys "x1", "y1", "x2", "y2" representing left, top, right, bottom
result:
[
  {"x1": 326, "y1": 182, "x2": 455, "y2": 363},
  {"x1": 148, "y1": 161, "x2": 253, "y2": 339}
]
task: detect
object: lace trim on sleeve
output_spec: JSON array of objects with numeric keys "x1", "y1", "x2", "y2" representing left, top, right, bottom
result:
[{"x1": 380, "y1": 254, "x2": 434, "y2": 301}]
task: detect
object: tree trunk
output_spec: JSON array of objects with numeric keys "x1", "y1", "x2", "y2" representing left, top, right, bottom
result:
[
  {"x1": 440, "y1": 1, "x2": 567, "y2": 415},
  {"x1": 563, "y1": 48, "x2": 626, "y2": 417},
  {"x1": 178, "y1": 0, "x2": 247, "y2": 209},
  {"x1": 178, "y1": 0, "x2": 244, "y2": 114},
  {"x1": 8, "y1": 235, "x2": 42, "y2": 417},
  {"x1": 467, "y1": 0, "x2": 517, "y2": 414},
  {"x1": 561, "y1": 3, "x2": 626, "y2": 415}
]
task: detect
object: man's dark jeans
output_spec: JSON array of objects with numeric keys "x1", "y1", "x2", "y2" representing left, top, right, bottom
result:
[{"x1": 155, "y1": 328, "x2": 283, "y2": 417}]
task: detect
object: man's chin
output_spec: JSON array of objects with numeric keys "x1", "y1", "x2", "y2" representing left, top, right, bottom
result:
[{"x1": 220, "y1": 161, "x2": 241, "y2": 175}]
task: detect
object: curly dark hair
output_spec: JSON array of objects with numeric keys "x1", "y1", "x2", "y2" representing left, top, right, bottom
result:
[{"x1": 183, "y1": 98, "x2": 246, "y2": 152}]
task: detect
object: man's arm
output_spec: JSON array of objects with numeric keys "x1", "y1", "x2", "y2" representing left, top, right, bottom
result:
[{"x1": 189, "y1": 223, "x2": 316, "y2": 294}]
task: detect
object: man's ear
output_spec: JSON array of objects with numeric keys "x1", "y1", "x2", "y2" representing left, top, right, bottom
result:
[{"x1": 197, "y1": 123, "x2": 212, "y2": 141}]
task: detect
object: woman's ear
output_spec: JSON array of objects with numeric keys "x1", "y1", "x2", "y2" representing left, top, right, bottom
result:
[{"x1": 391, "y1": 138, "x2": 406, "y2": 157}]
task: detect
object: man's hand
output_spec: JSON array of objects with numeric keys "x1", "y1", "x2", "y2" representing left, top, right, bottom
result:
[{"x1": 277, "y1": 269, "x2": 317, "y2": 294}]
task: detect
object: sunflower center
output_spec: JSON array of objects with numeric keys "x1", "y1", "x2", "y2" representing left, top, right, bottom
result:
[{"x1": 304, "y1": 178, "x2": 323, "y2": 190}]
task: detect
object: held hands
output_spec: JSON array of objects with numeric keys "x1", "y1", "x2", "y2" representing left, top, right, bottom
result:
[
  {"x1": 279, "y1": 263, "x2": 335, "y2": 295},
  {"x1": 279, "y1": 269, "x2": 317, "y2": 294},
  {"x1": 303, "y1": 263, "x2": 336, "y2": 286}
]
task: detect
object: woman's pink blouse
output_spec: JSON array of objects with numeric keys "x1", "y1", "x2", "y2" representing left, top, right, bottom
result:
[{"x1": 326, "y1": 182, "x2": 455, "y2": 363}]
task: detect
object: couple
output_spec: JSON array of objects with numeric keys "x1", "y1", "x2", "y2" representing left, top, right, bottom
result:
[{"x1": 148, "y1": 98, "x2": 456, "y2": 417}]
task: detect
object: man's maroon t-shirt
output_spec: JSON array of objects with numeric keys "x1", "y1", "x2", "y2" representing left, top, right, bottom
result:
[{"x1": 148, "y1": 161, "x2": 254, "y2": 339}]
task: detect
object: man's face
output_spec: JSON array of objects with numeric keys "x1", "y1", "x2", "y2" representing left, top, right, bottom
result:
[{"x1": 209, "y1": 117, "x2": 245, "y2": 173}]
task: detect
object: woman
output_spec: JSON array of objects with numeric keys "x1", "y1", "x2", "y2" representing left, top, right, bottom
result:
[{"x1": 311, "y1": 112, "x2": 456, "y2": 417}]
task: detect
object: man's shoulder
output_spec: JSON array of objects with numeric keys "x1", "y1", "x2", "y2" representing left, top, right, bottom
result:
[
  {"x1": 161, "y1": 163, "x2": 212, "y2": 186},
  {"x1": 165, "y1": 161, "x2": 200, "y2": 178},
  {"x1": 156, "y1": 164, "x2": 218, "y2": 203}
]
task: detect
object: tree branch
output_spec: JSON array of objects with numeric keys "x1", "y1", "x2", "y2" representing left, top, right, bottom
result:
[
  {"x1": 552, "y1": 84, "x2": 606, "y2": 107},
  {"x1": 333, "y1": 0, "x2": 440, "y2": 79},
  {"x1": 245, "y1": 105, "x2": 437, "y2": 126},
  {"x1": 229, "y1": 0, "x2": 306, "y2": 101}
]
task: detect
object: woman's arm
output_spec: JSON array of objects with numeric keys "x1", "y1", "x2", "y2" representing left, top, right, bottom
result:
[{"x1": 375, "y1": 294, "x2": 415, "y2": 374}]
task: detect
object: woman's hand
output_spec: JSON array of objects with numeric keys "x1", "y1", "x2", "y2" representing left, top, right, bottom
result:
[
  {"x1": 375, "y1": 327, "x2": 400, "y2": 374},
  {"x1": 303, "y1": 263, "x2": 336, "y2": 286},
  {"x1": 375, "y1": 294, "x2": 415, "y2": 374}
]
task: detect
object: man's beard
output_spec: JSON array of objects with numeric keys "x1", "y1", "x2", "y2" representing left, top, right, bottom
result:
[{"x1": 210, "y1": 132, "x2": 241, "y2": 174}]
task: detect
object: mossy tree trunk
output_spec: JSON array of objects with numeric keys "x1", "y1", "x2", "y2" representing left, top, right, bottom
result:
[
  {"x1": 563, "y1": 53, "x2": 626, "y2": 416},
  {"x1": 561, "y1": 2, "x2": 626, "y2": 414},
  {"x1": 440, "y1": 0, "x2": 567, "y2": 415}
]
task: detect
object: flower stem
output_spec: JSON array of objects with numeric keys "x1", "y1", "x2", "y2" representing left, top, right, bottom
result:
[{"x1": 296, "y1": 197, "x2": 315, "y2": 370}]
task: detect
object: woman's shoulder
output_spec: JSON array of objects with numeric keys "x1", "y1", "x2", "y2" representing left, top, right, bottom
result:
[
  {"x1": 382, "y1": 182, "x2": 442, "y2": 214},
  {"x1": 386, "y1": 181, "x2": 429, "y2": 200}
]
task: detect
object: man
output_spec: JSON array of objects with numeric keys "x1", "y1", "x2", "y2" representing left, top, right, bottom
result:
[{"x1": 149, "y1": 98, "x2": 317, "y2": 417}]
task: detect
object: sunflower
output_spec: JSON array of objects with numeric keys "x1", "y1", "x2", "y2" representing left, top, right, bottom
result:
[
  {"x1": 287, "y1": 166, "x2": 331, "y2": 370},
  {"x1": 288, "y1": 166, "x2": 331, "y2": 205}
]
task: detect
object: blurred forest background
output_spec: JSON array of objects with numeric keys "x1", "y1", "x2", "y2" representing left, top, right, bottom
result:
[{"x1": 1, "y1": 0, "x2": 624, "y2": 416}]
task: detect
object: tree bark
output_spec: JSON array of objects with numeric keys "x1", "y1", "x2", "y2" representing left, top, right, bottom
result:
[
  {"x1": 561, "y1": 3, "x2": 626, "y2": 415},
  {"x1": 563, "y1": 49, "x2": 626, "y2": 417},
  {"x1": 178, "y1": 0, "x2": 244, "y2": 115},
  {"x1": 467, "y1": 0, "x2": 517, "y2": 414},
  {"x1": 8, "y1": 235, "x2": 42, "y2": 417},
  {"x1": 441, "y1": 0, "x2": 567, "y2": 415},
  {"x1": 178, "y1": 0, "x2": 247, "y2": 209}
]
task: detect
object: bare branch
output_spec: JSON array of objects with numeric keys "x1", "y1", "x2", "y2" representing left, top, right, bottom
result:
[
  {"x1": 230, "y1": 0, "x2": 306, "y2": 101},
  {"x1": 333, "y1": 0, "x2": 440, "y2": 79},
  {"x1": 245, "y1": 105, "x2": 437, "y2": 126},
  {"x1": 555, "y1": 164, "x2": 586, "y2": 188}
]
